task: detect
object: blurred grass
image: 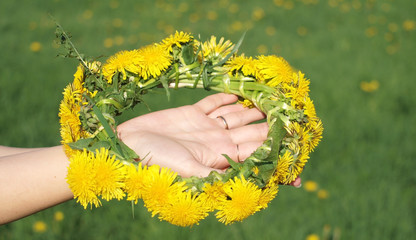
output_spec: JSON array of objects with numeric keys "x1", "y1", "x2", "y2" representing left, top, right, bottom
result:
[{"x1": 1, "y1": 0, "x2": 415, "y2": 239}]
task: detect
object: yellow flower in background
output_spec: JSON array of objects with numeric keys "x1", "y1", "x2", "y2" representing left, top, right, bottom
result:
[
  {"x1": 54, "y1": 211, "x2": 64, "y2": 221},
  {"x1": 30, "y1": 41, "x2": 42, "y2": 52},
  {"x1": 256, "y1": 55, "x2": 293, "y2": 86},
  {"x1": 306, "y1": 233, "x2": 320, "y2": 240},
  {"x1": 161, "y1": 31, "x2": 193, "y2": 52},
  {"x1": 403, "y1": 20, "x2": 416, "y2": 31},
  {"x1": 317, "y1": 189, "x2": 329, "y2": 199},
  {"x1": 124, "y1": 163, "x2": 147, "y2": 203},
  {"x1": 304, "y1": 180, "x2": 318, "y2": 192},
  {"x1": 360, "y1": 80, "x2": 379, "y2": 92},
  {"x1": 93, "y1": 148, "x2": 126, "y2": 201},
  {"x1": 33, "y1": 220, "x2": 47, "y2": 233},
  {"x1": 216, "y1": 177, "x2": 262, "y2": 224},
  {"x1": 134, "y1": 44, "x2": 172, "y2": 80},
  {"x1": 66, "y1": 150, "x2": 101, "y2": 209},
  {"x1": 159, "y1": 191, "x2": 210, "y2": 227}
]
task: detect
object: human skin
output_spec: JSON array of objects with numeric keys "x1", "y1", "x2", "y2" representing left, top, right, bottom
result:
[{"x1": 0, "y1": 93, "x2": 301, "y2": 225}]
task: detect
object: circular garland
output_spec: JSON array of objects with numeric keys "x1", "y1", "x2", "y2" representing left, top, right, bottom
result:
[{"x1": 59, "y1": 31, "x2": 323, "y2": 226}]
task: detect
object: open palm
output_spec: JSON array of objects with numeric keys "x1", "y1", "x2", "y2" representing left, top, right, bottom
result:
[{"x1": 117, "y1": 93, "x2": 267, "y2": 178}]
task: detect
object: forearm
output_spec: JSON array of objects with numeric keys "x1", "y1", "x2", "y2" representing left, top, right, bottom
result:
[
  {"x1": 0, "y1": 146, "x2": 73, "y2": 225},
  {"x1": 0, "y1": 146, "x2": 44, "y2": 157}
]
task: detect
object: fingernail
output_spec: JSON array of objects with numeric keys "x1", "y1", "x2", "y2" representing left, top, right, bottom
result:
[{"x1": 295, "y1": 183, "x2": 302, "y2": 188}]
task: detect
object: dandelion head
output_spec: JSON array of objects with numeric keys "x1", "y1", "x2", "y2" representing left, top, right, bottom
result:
[
  {"x1": 161, "y1": 31, "x2": 193, "y2": 52},
  {"x1": 124, "y1": 163, "x2": 147, "y2": 203},
  {"x1": 102, "y1": 50, "x2": 140, "y2": 82},
  {"x1": 134, "y1": 44, "x2": 172, "y2": 80},
  {"x1": 93, "y1": 148, "x2": 126, "y2": 201},
  {"x1": 256, "y1": 55, "x2": 293, "y2": 87},
  {"x1": 159, "y1": 191, "x2": 210, "y2": 227},
  {"x1": 66, "y1": 150, "x2": 101, "y2": 209},
  {"x1": 33, "y1": 221, "x2": 47, "y2": 233},
  {"x1": 216, "y1": 177, "x2": 262, "y2": 224}
]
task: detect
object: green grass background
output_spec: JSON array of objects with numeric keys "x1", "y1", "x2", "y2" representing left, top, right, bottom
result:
[{"x1": 1, "y1": 0, "x2": 415, "y2": 239}]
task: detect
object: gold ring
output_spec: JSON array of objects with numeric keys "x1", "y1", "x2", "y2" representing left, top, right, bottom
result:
[
  {"x1": 236, "y1": 144, "x2": 241, "y2": 163},
  {"x1": 217, "y1": 116, "x2": 229, "y2": 130}
]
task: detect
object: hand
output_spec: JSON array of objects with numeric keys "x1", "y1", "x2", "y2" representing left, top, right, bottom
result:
[{"x1": 117, "y1": 93, "x2": 267, "y2": 178}]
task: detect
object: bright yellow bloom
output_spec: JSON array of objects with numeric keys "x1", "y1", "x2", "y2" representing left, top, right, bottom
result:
[
  {"x1": 201, "y1": 181, "x2": 227, "y2": 211},
  {"x1": 33, "y1": 221, "x2": 47, "y2": 233},
  {"x1": 226, "y1": 55, "x2": 257, "y2": 77},
  {"x1": 306, "y1": 119, "x2": 324, "y2": 152},
  {"x1": 306, "y1": 234, "x2": 320, "y2": 240},
  {"x1": 133, "y1": 44, "x2": 172, "y2": 80},
  {"x1": 66, "y1": 150, "x2": 101, "y2": 209},
  {"x1": 102, "y1": 50, "x2": 141, "y2": 82},
  {"x1": 198, "y1": 36, "x2": 234, "y2": 61},
  {"x1": 161, "y1": 31, "x2": 193, "y2": 52},
  {"x1": 360, "y1": 80, "x2": 379, "y2": 92},
  {"x1": 304, "y1": 180, "x2": 318, "y2": 192},
  {"x1": 159, "y1": 191, "x2": 210, "y2": 227},
  {"x1": 93, "y1": 148, "x2": 126, "y2": 201},
  {"x1": 141, "y1": 165, "x2": 186, "y2": 216},
  {"x1": 258, "y1": 185, "x2": 279, "y2": 209},
  {"x1": 216, "y1": 177, "x2": 262, "y2": 225},
  {"x1": 284, "y1": 71, "x2": 310, "y2": 106},
  {"x1": 275, "y1": 151, "x2": 293, "y2": 184},
  {"x1": 303, "y1": 96, "x2": 317, "y2": 120},
  {"x1": 256, "y1": 55, "x2": 293, "y2": 87},
  {"x1": 124, "y1": 163, "x2": 147, "y2": 203}
]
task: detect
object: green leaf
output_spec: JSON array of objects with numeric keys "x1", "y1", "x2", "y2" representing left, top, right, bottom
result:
[
  {"x1": 222, "y1": 154, "x2": 240, "y2": 170},
  {"x1": 181, "y1": 44, "x2": 194, "y2": 65},
  {"x1": 67, "y1": 138, "x2": 94, "y2": 150}
]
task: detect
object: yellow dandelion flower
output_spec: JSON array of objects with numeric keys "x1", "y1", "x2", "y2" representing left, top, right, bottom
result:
[
  {"x1": 102, "y1": 50, "x2": 141, "y2": 82},
  {"x1": 284, "y1": 71, "x2": 310, "y2": 106},
  {"x1": 66, "y1": 150, "x2": 101, "y2": 209},
  {"x1": 286, "y1": 147, "x2": 310, "y2": 184},
  {"x1": 304, "y1": 180, "x2": 318, "y2": 192},
  {"x1": 360, "y1": 80, "x2": 379, "y2": 92},
  {"x1": 256, "y1": 55, "x2": 293, "y2": 87},
  {"x1": 226, "y1": 55, "x2": 257, "y2": 77},
  {"x1": 306, "y1": 233, "x2": 320, "y2": 240},
  {"x1": 317, "y1": 189, "x2": 329, "y2": 199},
  {"x1": 161, "y1": 31, "x2": 193, "y2": 52},
  {"x1": 275, "y1": 151, "x2": 293, "y2": 184},
  {"x1": 159, "y1": 191, "x2": 210, "y2": 227},
  {"x1": 93, "y1": 148, "x2": 126, "y2": 201},
  {"x1": 124, "y1": 163, "x2": 147, "y2": 203},
  {"x1": 33, "y1": 220, "x2": 47, "y2": 233},
  {"x1": 403, "y1": 20, "x2": 416, "y2": 31},
  {"x1": 303, "y1": 96, "x2": 317, "y2": 120},
  {"x1": 30, "y1": 41, "x2": 42, "y2": 52},
  {"x1": 199, "y1": 36, "x2": 234, "y2": 61},
  {"x1": 306, "y1": 119, "x2": 323, "y2": 152},
  {"x1": 216, "y1": 177, "x2": 262, "y2": 225},
  {"x1": 54, "y1": 211, "x2": 64, "y2": 221},
  {"x1": 133, "y1": 44, "x2": 172, "y2": 80},
  {"x1": 258, "y1": 185, "x2": 279, "y2": 209},
  {"x1": 201, "y1": 181, "x2": 227, "y2": 211},
  {"x1": 238, "y1": 99, "x2": 254, "y2": 108},
  {"x1": 141, "y1": 165, "x2": 186, "y2": 216}
]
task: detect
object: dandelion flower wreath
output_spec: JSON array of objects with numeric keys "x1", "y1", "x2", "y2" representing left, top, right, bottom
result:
[{"x1": 58, "y1": 29, "x2": 323, "y2": 226}]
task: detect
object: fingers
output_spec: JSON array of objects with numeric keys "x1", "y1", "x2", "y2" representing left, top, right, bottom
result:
[
  {"x1": 214, "y1": 108, "x2": 265, "y2": 130},
  {"x1": 194, "y1": 93, "x2": 238, "y2": 114},
  {"x1": 176, "y1": 160, "x2": 224, "y2": 178},
  {"x1": 289, "y1": 177, "x2": 302, "y2": 188},
  {"x1": 208, "y1": 104, "x2": 245, "y2": 118},
  {"x1": 229, "y1": 122, "x2": 268, "y2": 144},
  {"x1": 237, "y1": 141, "x2": 264, "y2": 160}
]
